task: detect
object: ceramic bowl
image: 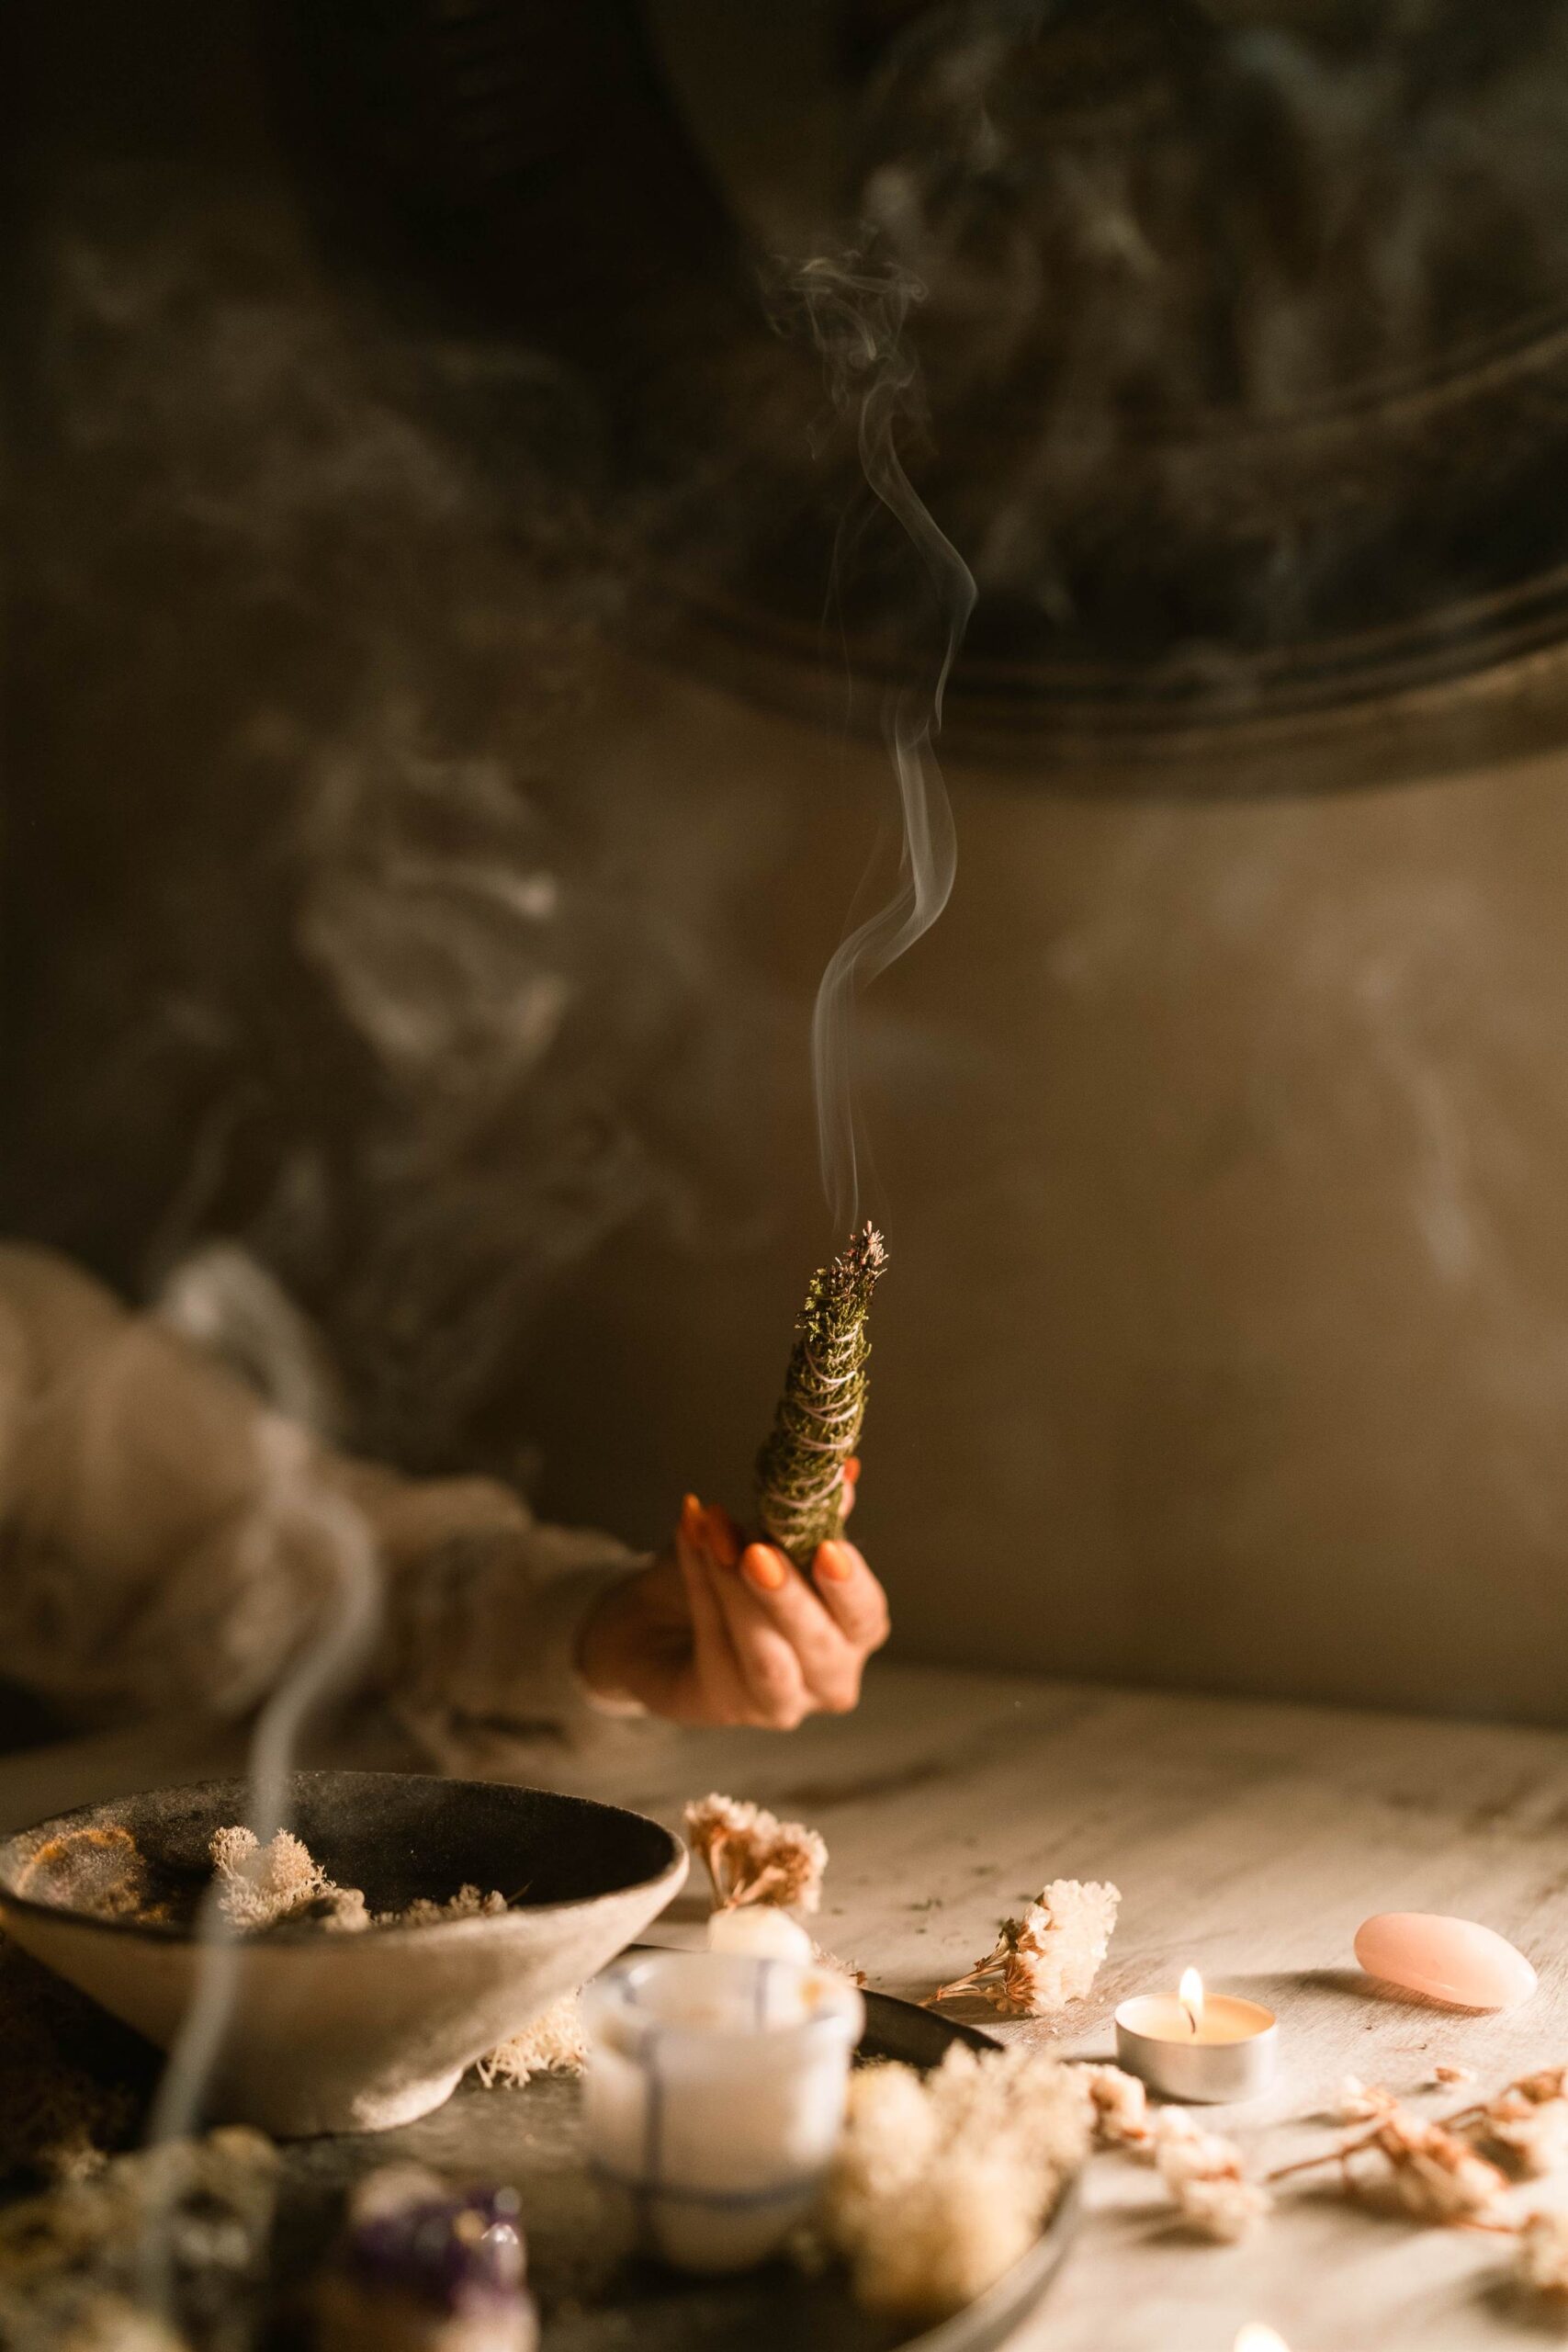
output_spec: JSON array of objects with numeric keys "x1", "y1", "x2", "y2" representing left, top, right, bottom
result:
[{"x1": 0, "y1": 1770, "x2": 686, "y2": 2137}]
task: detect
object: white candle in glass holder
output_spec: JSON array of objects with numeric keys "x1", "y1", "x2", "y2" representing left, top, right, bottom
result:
[
  {"x1": 581, "y1": 1950, "x2": 863, "y2": 2274},
  {"x1": 1115, "y1": 1968, "x2": 1278, "y2": 2102}
]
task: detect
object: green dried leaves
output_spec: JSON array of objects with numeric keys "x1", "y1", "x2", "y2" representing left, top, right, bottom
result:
[{"x1": 755, "y1": 1224, "x2": 886, "y2": 1568}]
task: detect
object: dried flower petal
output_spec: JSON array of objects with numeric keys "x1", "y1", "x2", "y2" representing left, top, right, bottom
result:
[
  {"x1": 931, "y1": 1880, "x2": 1120, "y2": 2018},
  {"x1": 1518, "y1": 2208, "x2": 1568, "y2": 2296},
  {"x1": 1177, "y1": 2173, "x2": 1274, "y2": 2243},
  {"x1": 1431, "y1": 2064, "x2": 1474, "y2": 2087},
  {"x1": 1337, "y1": 2075, "x2": 1398, "y2": 2125},
  {"x1": 1155, "y1": 2114, "x2": 1270, "y2": 2242},
  {"x1": 1513, "y1": 2068, "x2": 1568, "y2": 2106},
  {"x1": 1370, "y1": 2113, "x2": 1507, "y2": 2223},
  {"x1": 1078, "y1": 2064, "x2": 1151, "y2": 2149},
  {"x1": 1483, "y1": 2092, "x2": 1568, "y2": 2177}
]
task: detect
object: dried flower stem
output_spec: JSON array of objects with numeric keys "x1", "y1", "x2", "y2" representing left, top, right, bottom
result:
[{"x1": 755, "y1": 1225, "x2": 886, "y2": 1567}]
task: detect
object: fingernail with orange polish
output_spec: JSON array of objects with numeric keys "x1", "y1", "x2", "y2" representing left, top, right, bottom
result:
[
  {"x1": 817, "y1": 1541, "x2": 854, "y2": 1583},
  {"x1": 845, "y1": 1457, "x2": 862, "y2": 1483},
  {"x1": 743, "y1": 1544, "x2": 786, "y2": 1592},
  {"x1": 705, "y1": 1506, "x2": 740, "y2": 1568}
]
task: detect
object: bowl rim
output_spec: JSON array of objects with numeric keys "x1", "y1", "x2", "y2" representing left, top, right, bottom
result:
[{"x1": 0, "y1": 1768, "x2": 688, "y2": 1948}]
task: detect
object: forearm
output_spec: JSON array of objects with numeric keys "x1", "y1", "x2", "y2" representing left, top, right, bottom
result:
[{"x1": 0, "y1": 1242, "x2": 649, "y2": 1753}]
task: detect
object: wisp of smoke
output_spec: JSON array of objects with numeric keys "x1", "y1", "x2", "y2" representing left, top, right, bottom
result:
[
  {"x1": 143, "y1": 1414, "x2": 381, "y2": 2148},
  {"x1": 137, "y1": 1416, "x2": 379, "y2": 2330},
  {"x1": 780, "y1": 241, "x2": 976, "y2": 1230}
]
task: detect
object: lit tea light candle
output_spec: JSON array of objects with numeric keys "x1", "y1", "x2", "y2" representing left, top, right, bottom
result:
[
  {"x1": 1115, "y1": 1967, "x2": 1278, "y2": 2101},
  {"x1": 1234, "y1": 2329, "x2": 1290, "y2": 2352}
]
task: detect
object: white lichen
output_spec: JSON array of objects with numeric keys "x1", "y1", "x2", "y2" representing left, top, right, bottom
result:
[
  {"x1": 209, "y1": 1826, "x2": 368, "y2": 1933},
  {"x1": 209, "y1": 1826, "x2": 511, "y2": 1936},
  {"x1": 473, "y1": 1993, "x2": 588, "y2": 2089},
  {"x1": 818, "y1": 2042, "x2": 1088, "y2": 2322}
]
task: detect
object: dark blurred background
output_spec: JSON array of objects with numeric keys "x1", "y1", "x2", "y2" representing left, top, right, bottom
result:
[{"x1": 11, "y1": 0, "x2": 1568, "y2": 1721}]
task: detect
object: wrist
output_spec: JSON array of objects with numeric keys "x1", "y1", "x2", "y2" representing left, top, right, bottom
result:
[{"x1": 574, "y1": 1570, "x2": 647, "y2": 1707}]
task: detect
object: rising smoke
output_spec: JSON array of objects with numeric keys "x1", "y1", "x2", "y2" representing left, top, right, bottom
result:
[
  {"x1": 143, "y1": 1425, "x2": 381, "y2": 2153},
  {"x1": 779, "y1": 243, "x2": 976, "y2": 1231},
  {"x1": 6, "y1": 168, "x2": 737, "y2": 1478}
]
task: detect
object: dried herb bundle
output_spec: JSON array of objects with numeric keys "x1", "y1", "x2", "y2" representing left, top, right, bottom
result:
[{"x1": 755, "y1": 1224, "x2": 886, "y2": 1568}]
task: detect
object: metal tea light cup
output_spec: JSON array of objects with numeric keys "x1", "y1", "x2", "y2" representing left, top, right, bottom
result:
[{"x1": 1115, "y1": 1993, "x2": 1279, "y2": 2102}]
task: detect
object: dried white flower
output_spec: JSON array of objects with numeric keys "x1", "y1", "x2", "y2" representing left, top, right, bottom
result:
[
  {"x1": 1178, "y1": 2173, "x2": 1274, "y2": 2243},
  {"x1": 1513, "y1": 2068, "x2": 1568, "y2": 2106},
  {"x1": 682, "y1": 1792, "x2": 828, "y2": 1914},
  {"x1": 1483, "y1": 2092, "x2": 1568, "y2": 2177},
  {"x1": 820, "y1": 2043, "x2": 1089, "y2": 2322},
  {"x1": 1370, "y1": 2113, "x2": 1507, "y2": 2223},
  {"x1": 1270, "y1": 2097, "x2": 1509, "y2": 2227},
  {"x1": 1517, "y1": 2208, "x2": 1568, "y2": 2296},
  {"x1": 1078, "y1": 2064, "x2": 1151, "y2": 2149},
  {"x1": 1337, "y1": 2075, "x2": 1398, "y2": 2125},
  {"x1": 931, "y1": 1880, "x2": 1121, "y2": 2018},
  {"x1": 1156, "y1": 2112, "x2": 1271, "y2": 2242},
  {"x1": 474, "y1": 1992, "x2": 587, "y2": 2088}
]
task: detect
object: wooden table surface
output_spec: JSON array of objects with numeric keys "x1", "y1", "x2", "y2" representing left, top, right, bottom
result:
[
  {"x1": 609, "y1": 1664, "x2": 1568, "y2": 2352},
  {"x1": 6, "y1": 1661, "x2": 1568, "y2": 2350}
]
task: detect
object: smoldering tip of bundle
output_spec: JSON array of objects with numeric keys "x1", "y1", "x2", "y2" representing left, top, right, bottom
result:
[{"x1": 754, "y1": 1224, "x2": 886, "y2": 1571}]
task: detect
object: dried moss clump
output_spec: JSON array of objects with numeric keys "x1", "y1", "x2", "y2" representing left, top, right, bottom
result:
[
  {"x1": 755, "y1": 1225, "x2": 886, "y2": 1569},
  {"x1": 0, "y1": 2126, "x2": 278, "y2": 2350}
]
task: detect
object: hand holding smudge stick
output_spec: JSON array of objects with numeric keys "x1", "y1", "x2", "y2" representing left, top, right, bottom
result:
[{"x1": 755, "y1": 1225, "x2": 886, "y2": 1570}]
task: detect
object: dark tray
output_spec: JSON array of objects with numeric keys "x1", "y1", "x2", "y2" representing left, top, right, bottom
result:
[{"x1": 275, "y1": 1984, "x2": 1079, "y2": 2352}]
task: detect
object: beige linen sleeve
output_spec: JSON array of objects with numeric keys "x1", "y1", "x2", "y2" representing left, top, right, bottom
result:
[{"x1": 0, "y1": 1243, "x2": 649, "y2": 1768}]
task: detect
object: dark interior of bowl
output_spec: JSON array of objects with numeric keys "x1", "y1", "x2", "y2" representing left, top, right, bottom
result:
[{"x1": 0, "y1": 1772, "x2": 682, "y2": 1934}]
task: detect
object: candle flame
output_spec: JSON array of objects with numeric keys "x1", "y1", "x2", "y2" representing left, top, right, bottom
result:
[
  {"x1": 1179, "y1": 1966, "x2": 1204, "y2": 2035},
  {"x1": 1234, "y1": 2330, "x2": 1290, "y2": 2352}
]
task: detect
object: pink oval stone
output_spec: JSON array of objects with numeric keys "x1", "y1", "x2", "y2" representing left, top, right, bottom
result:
[{"x1": 1355, "y1": 1913, "x2": 1537, "y2": 2010}]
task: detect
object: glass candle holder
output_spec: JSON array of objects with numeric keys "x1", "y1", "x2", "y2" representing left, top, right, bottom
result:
[{"x1": 581, "y1": 1949, "x2": 864, "y2": 2274}]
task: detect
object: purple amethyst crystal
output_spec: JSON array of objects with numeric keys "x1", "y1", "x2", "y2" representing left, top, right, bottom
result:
[{"x1": 344, "y1": 2186, "x2": 526, "y2": 2313}]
